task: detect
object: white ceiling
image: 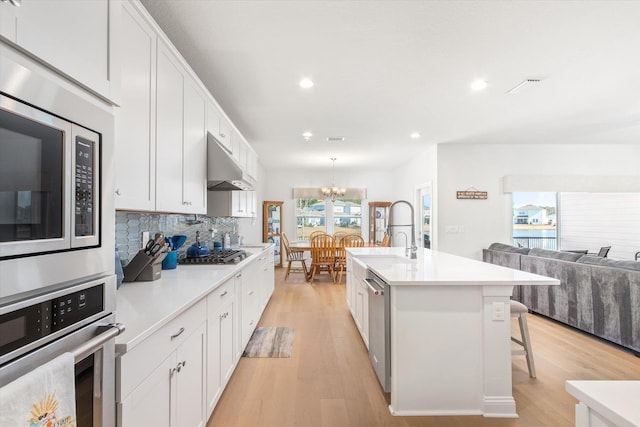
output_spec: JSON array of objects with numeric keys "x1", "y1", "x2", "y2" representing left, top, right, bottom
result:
[{"x1": 139, "y1": 0, "x2": 640, "y2": 172}]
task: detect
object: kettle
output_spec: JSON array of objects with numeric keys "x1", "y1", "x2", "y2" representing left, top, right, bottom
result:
[{"x1": 186, "y1": 231, "x2": 209, "y2": 258}]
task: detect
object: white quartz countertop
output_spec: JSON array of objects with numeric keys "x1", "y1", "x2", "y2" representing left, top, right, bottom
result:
[
  {"x1": 347, "y1": 247, "x2": 560, "y2": 286},
  {"x1": 115, "y1": 245, "x2": 271, "y2": 353},
  {"x1": 566, "y1": 380, "x2": 640, "y2": 427}
]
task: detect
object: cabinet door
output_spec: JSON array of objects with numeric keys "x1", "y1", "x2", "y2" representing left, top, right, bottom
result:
[
  {"x1": 182, "y1": 80, "x2": 207, "y2": 213},
  {"x1": 206, "y1": 100, "x2": 220, "y2": 143},
  {"x1": 2, "y1": 0, "x2": 115, "y2": 100},
  {"x1": 240, "y1": 264, "x2": 259, "y2": 350},
  {"x1": 175, "y1": 323, "x2": 206, "y2": 427},
  {"x1": 119, "y1": 354, "x2": 173, "y2": 427},
  {"x1": 259, "y1": 250, "x2": 275, "y2": 310},
  {"x1": 115, "y1": 2, "x2": 156, "y2": 210},
  {"x1": 232, "y1": 191, "x2": 247, "y2": 217},
  {"x1": 217, "y1": 116, "x2": 232, "y2": 153},
  {"x1": 220, "y1": 300, "x2": 235, "y2": 385},
  {"x1": 156, "y1": 42, "x2": 185, "y2": 213},
  {"x1": 206, "y1": 282, "x2": 235, "y2": 417}
]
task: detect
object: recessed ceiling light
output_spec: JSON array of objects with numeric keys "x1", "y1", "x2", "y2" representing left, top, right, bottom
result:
[
  {"x1": 299, "y1": 78, "x2": 314, "y2": 89},
  {"x1": 470, "y1": 79, "x2": 488, "y2": 91},
  {"x1": 410, "y1": 132, "x2": 421, "y2": 139},
  {"x1": 302, "y1": 132, "x2": 312, "y2": 142},
  {"x1": 326, "y1": 137, "x2": 345, "y2": 142}
]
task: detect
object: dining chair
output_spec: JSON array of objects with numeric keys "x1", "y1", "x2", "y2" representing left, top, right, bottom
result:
[
  {"x1": 380, "y1": 233, "x2": 391, "y2": 247},
  {"x1": 309, "y1": 234, "x2": 336, "y2": 283},
  {"x1": 333, "y1": 231, "x2": 347, "y2": 246},
  {"x1": 281, "y1": 232, "x2": 308, "y2": 280},
  {"x1": 308, "y1": 230, "x2": 327, "y2": 242},
  {"x1": 336, "y1": 234, "x2": 365, "y2": 282}
]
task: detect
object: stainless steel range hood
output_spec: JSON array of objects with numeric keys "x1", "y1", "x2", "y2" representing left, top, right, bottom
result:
[{"x1": 207, "y1": 132, "x2": 255, "y2": 191}]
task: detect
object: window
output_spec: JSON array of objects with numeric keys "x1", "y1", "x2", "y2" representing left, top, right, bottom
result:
[
  {"x1": 295, "y1": 198, "x2": 362, "y2": 240},
  {"x1": 512, "y1": 192, "x2": 557, "y2": 249},
  {"x1": 295, "y1": 198, "x2": 325, "y2": 240},
  {"x1": 333, "y1": 199, "x2": 362, "y2": 236}
]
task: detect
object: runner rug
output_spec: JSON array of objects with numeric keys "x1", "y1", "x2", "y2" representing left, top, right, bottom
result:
[{"x1": 242, "y1": 326, "x2": 295, "y2": 358}]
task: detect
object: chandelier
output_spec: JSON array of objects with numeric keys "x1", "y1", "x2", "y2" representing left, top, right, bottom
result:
[{"x1": 322, "y1": 157, "x2": 346, "y2": 202}]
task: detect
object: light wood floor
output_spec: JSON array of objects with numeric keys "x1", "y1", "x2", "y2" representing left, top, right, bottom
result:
[{"x1": 207, "y1": 267, "x2": 640, "y2": 427}]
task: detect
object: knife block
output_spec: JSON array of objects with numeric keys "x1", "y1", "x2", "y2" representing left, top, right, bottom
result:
[{"x1": 123, "y1": 250, "x2": 166, "y2": 282}]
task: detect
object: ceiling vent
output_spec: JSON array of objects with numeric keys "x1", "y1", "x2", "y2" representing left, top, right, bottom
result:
[
  {"x1": 506, "y1": 78, "x2": 542, "y2": 94},
  {"x1": 326, "y1": 137, "x2": 345, "y2": 142}
]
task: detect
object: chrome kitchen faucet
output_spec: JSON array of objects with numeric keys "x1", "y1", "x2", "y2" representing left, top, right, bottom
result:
[{"x1": 388, "y1": 200, "x2": 418, "y2": 259}]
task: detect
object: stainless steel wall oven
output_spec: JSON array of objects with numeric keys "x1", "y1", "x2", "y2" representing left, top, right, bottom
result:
[{"x1": 0, "y1": 275, "x2": 123, "y2": 427}]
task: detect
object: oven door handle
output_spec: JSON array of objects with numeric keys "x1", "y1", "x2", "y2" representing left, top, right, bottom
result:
[{"x1": 72, "y1": 322, "x2": 126, "y2": 363}]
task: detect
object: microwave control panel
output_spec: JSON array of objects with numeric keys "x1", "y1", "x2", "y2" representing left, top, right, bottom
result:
[{"x1": 75, "y1": 137, "x2": 94, "y2": 236}]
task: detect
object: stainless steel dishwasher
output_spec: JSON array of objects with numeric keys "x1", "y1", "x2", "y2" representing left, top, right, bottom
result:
[{"x1": 365, "y1": 269, "x2": 391, "y2": 392}]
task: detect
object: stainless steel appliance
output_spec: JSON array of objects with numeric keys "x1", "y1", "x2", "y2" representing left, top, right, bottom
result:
[
  {"x1": 207, "y1": 133, "x2": 255, "y2": 191},
  {"x1": 0, "y1": 275, "x2": 124, "y2": 427},
  {"x1": 0, "y1": 41, "x2": 115, "y2": 301},
  {"x1": 0, "y1": 93, "x2": 100, "y2": 259},
  {"x1": 365, "y1": 269, "x2": 391, "y2": 392},
  {"x1": 179, "y1": 249, "x2": 249, "y2": 265}
]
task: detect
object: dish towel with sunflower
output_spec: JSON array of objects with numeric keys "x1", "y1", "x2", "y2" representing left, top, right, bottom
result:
[{"x1": 0, "y1": 352, "x2": 76, "y2": 427}]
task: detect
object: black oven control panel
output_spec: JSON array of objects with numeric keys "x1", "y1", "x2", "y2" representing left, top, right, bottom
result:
[
  {"x1": 0, "y1": 284, "x2": 104, "y2": 359},
  {"x1": 75, "y1": 136, "x2": 95, "y2": 237}
]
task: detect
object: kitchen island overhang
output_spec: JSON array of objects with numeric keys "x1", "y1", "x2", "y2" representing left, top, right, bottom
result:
[{"x1": 346, "y1": 247, "x2": 559, "y2": 418}]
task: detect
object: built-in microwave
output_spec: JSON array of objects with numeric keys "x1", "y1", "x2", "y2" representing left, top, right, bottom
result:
[{"x1": 0, "y1": 93, "x2": 100, "y2": 259}]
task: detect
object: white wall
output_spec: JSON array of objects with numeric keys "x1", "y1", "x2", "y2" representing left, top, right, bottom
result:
[
  {"x1": 260, "y1": 167, "x2": 396, "y2": 242},
  {"x1": 560, "y1": 192, "x2": 640, "y2": 260},
  {"x1": 432, "y1": 144, "x2": 640, "y2": 259}
]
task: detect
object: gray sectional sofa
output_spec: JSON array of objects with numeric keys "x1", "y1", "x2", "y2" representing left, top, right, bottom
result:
[{"x1": 483, "y1": 243, "x2": 640, "y2": 355}]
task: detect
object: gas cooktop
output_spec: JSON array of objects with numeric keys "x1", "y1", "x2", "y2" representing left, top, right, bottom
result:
[{"x1": 179, "y1": 249, "x2": 249, "y2": 265}]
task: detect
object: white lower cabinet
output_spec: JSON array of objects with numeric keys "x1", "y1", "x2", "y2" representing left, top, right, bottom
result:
[
  {"x1": 118, "y1": 300, "x2": 207, "y2": 427},
  {"x1": 349, "y1": 256, "x2": 369, "y2": 348},
  {"x1": 117, "y1": 248, "x2": 276, "y2": 426},
  {"x1": 205, "y1": 278, "x2": 235, "y2": 417},
  {"x1": 259, "y1": 248, "x2": 275, "y2": 312},
  {"x1": 239, "y1": 260, "x2": 260, "y2": 350}
]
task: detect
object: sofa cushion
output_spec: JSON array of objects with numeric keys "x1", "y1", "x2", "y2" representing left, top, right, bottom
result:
[
  {"x1": 528, "y1": 248, "x2": 584, "y2": 262},
  {"x1": 576, "y1": 256, "x2": 640, "y2": 272},
  {"x1": 487, "y1": 242, "x2": 530, "y2": 254}
]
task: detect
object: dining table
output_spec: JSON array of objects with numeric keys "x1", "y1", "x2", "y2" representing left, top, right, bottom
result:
[{"x1": 289, "y1": 240, "x2": 378, "y2": 281}]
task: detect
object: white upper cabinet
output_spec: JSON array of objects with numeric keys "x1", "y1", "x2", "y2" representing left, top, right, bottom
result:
[
  {"x1": 111, "y1": 0, "x2": 258, "y2": 214},
  {"x1": 155, "y1": 41, "x2": 185, "y2": 213},
  {"x1": 207, "y1": 101, "x2": 232, "y2": 153},
  {"x1": 155, "y1": 41, "x2": 207, "y2": 215},
  {"x1": 183, "y1": 79, "x2": 207, "y2": 213},
  {"x1": 0, "y1": 0, "x2": 120, "y2": 103},
  {"x1": 115, "y1": 1, "x2": 156, "y2": 211}
]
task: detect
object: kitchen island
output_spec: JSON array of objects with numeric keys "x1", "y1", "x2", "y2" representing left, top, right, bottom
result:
[{"x1": 346, "y1": 247, "x2": 559, "y2": 418}]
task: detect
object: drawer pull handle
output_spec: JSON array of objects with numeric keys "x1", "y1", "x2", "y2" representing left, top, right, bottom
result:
[
  {"x1": 236, "y1": 274, "x2": 242, "y2": 278},
  {"x1": 171, "y1": 327, "x2": 185, "y2": 340},
  {"x1": 220, "y1": 291, "x2": 228, "y2": 297}
]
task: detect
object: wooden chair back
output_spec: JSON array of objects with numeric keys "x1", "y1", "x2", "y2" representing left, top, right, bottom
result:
[
  {"x1": 308, "y1": 230, "x2": 327, "y2": 242},
  {"x1": 281, "y1": 232, "x2": 293, "y2": 258},
  {"x1": 380, "y1": 233, "x2": 391, "y2": 247},
  {"x1": 310, "y1": 234, "x2": 336, "y2": 265},
  {"x1": 333, "y1": 231, "x2": 348, "y2": 246},
  {"x1": 342, "y1": 234, "x2": 365, "y2": 248}
]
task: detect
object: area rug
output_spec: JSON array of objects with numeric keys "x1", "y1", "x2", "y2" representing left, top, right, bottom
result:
[{"x1": 242, "y1": 327, "x2": 295, "y2": 358}]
